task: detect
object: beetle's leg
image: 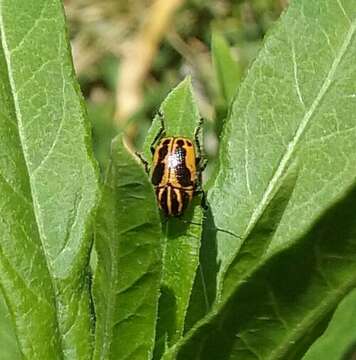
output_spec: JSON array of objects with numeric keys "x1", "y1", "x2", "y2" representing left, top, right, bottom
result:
[
  {"x1": 199, "y1": 158, "x2": 208, "y2": 172},
  {"x1": 201, "y1": 190, "x2": 208, "y2": 211},
  {"x1": 194, "y1": 174, "x2": 208, "y2": 211},
  {"x1": 194, "y1": 117, "x2": 203, "y2": 155},
  {"x1": 135, "y1": 151, "x2": 150, "y2": 174},
  {"x1": 194, "y1": 117, "x2": 207, "y2": 170},
  {"x1": 195, "y1": 156, "x2": 207, "y2": 177},
  {"x1": 194, "y1": 187, "x2": 208, "y2": 211},
  {"x1": 194, "y1": 117, "x2": 203, "y2": 138},
  {"x1": 195, "y1": 147, "x2": 207, "y2": 193},
  {"x1": 150, "y1": 110, "x2": 166, "y2": 154},
  {"x1": 150, "y1": 127, "x2": 164, "y2": 155},
  {"x1": 157, "y1": 109, "x2": 164, "y2": 123}
]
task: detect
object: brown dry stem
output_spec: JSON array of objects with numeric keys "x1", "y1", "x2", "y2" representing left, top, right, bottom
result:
[{"x1": 115, "y1": 0, "x2": 185, "y2": 142}]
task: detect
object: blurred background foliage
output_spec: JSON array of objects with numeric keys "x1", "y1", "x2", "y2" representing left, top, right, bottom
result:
[{"x1": 63, "y1": 0, "x2": 288, "y2": 174}]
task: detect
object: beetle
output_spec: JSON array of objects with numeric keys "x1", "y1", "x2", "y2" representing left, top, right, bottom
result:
[{"x1": 137, "y1": 112, "x2": 206, "y2": 217}]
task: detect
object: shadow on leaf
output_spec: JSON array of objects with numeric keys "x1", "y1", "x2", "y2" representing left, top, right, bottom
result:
[{"x1": 178, "y1": 183, "x2": 356, "y2": 359}]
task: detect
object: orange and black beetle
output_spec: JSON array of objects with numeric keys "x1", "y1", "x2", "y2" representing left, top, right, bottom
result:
[{"x1": 138, "y1": 113, "x2": 206, "y2": 216}]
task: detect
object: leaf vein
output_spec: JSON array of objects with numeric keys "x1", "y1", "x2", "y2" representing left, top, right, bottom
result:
[
  {"x1": 244, "y1": 18, "x2": 356, "y2": 240},
  {"x1": 244, "y1": 119, "x2": 252, "y2": 195},
  {"x1": 336, "y1": 0, "x2": 351, "y2": 24},
  {"x1": 266, "y1": 278, "x2": 356, "y2": 360},
  {"x1": 291, "y1": 40, "x2": 305, "y2": 108},
  {"x1": 0, "y1": 242, "x2": 52, "y2": 309},
  {"x1": 0, "y1": 5, "x2": 64, "y2": 352},
  {"x1": 10, "y1": 3, "x2": 48, "y2": 55},
  {"x1": 0, "y1": 170, "x2": 31, "y2": 206}
]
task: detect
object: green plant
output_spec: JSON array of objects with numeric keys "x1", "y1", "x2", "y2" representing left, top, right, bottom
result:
[{"x1": 0, "y1": 0, "x2": 356, "y2": 359}]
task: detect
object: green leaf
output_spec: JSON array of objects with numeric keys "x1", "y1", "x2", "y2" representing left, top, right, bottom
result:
[
  {"x1": 162, "y1": 0, "x2": 356, "y2": 358},
  {"x1": 143, "y1": 77, "x2": 201, "y2": 156},
  {"x1": 0, "y1": 292, "x2": 22, "y2": 360},
  {"x1": 142, "y1": 78, "x2": 204, "y2": 357},
  {"x1": 93, "y1": 135, "x2": 162, "y2": 360},
  {"x1": 184, "y1": 164, "x2": 297, "y2": 334},
  {"x1": 173, "y1": 185, "x2": 356, "y2": 359},
  {"x1": 213, "y1": 0, "x2": 356, "y2": 300},
  {"x1": 212, "y1": 31, "x2": 241, "y2": 106},
  {"x1": 162, "y1": 164, "x2": 298, "y2": 359},
  {"x1": 0, "y1": 30, "x2": 61, "y2": 359},
  {"x1": 303, "y1": 288, "x2": 356, "y2": 360},
  {"x1": 0, "y1": 0, "x2": 99, "y2": 358}
]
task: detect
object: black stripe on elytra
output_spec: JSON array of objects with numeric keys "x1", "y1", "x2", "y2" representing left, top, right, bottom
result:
[
  {"x1": 160, "y1": 188, "x2": 169, "y2": 215},
  {"x1": 158, "y1": 143, "x2": 169, "y2": 161},
  {"x1": 171, "y1": 188, "x2": 180, "y2": 216},
  {"x1": 151, "y1": 162, "x2": 165, "y2": 186},
  {"x1": 151, "y1": 143, "x2": 169, "y2": 185},
  {"x1": 174, "y1": 146, "x2": 193, "y2": 187}
]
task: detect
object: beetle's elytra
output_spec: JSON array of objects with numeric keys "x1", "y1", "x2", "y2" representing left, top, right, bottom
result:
[{"x1": 151, "y1": 137, "x2": 197, "y2": 216}]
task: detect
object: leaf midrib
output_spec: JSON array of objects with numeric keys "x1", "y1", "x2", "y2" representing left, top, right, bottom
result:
[
  {"x1": 0, "y1": 4, "x2": 63, "y2": 356},
  {"x1": 243, "y1": 18, "x2": 356, "y2": 246},
  {"x1": 101, "y1": 242, "x2": 119, "y2": 360},
  {"x1": 100, "y1": 178, "x2": 120, "y2": 360},
  {"x1": 219, "y1": 16, "x2": 356, "y2": 291},
  {"x1": 265, "y1": 277, "x2": 356, "y2": 360},
  {"x1": 163, "y1": 15, "x2": 356, "y2": 360}
]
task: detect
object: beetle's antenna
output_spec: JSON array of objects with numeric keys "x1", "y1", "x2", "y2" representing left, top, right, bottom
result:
[
  {"x1": 175, "y1": 218, "x2": 242, "y2": 240},
  {"x1": 212, "y1": 226, "x2": 243, "y2": 240}
]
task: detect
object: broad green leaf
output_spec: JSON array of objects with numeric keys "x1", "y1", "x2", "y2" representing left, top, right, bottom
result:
[
  {"x1": 303, "y1": 288, "x2": 356, "y2": 360},
  {"x1": 163, "y1": 0, "x2": 356, "y2": 358},
  {"x1": 0, "y1": 25, "x2": 62, "y2": 359},
  {"x1": 170, "y1": 184, "x2": 356, "y2": 359},
  {"x1": 0, "y1": 292, "x2": 22, "y2": 360},
  {"x1": 0, "y1": 4, "x2": 62, "y2": 358},
  {"x1": 93, "y1": 135, "x2": 162, "y2": 360},
  {"x1": 142, "y1": 78, "x2": 204, "y2": 357},
  {"x1": 212, "y1": 31, "x2": 241, "y2": 106},
  {"x1": 212, "y1": 0, "x2": 356, "y2": 299},
  {"x1": 184, "y1": 163, "x2": 297, "y2": 331},
  {"x1": 0, "y1": 0, "x2": 99, "y2": 358}
]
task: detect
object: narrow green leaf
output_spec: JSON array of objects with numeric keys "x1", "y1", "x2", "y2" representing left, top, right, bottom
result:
[
  {"x1": 142, "y1": 78, "x2": 204, "y2": 356},
  {"x1": 143, "y1": 77, "x2": 201, "y2": 155},
  {"x1": 0, "y1": 0, "x2": 99, "y2": 358},
  {"x1": 0, "y1": 292, "x2": 22, "y2": 360},
  {"x1": 163, "y1": 163, "x2": 298, "y2": 360},
  {"x1": 182, "y1": 262, "x2": 211, "y2": 334},
  {"x1": 163, "y1": 0, "x2": 356, "y2": 358},
  {"x1": 303, "y1": 288, "x2": 356, "y2": 360},
  {"x1": 93, "y1": 135, "x2": 162, "y2": 360},
  {"x1": 154, "y1": 199, "x2": 202, "y2": 357},
  {"x1": 212, "y1": 31, "x2": 241, "y2": 105}
]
